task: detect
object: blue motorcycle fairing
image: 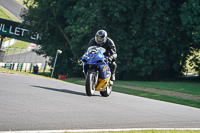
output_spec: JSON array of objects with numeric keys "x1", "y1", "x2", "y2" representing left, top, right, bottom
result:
[{"x1": 82, "y1": 46, "x2": 111, "y2": 80}]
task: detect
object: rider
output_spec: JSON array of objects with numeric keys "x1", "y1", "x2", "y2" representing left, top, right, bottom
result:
[{"x1": 88, "y1": 30, "x2": 117, "y2": 81}]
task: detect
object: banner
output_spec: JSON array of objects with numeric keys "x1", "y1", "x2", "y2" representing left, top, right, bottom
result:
[{"x1": 0, "y1": 18, "x2": 40, "y2": 43}]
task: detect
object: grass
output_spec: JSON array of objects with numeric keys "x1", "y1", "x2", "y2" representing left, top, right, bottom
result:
[
  {"x1": 3, "y1": 40, "x2": 30, "y2": 54},
  {"x1": 64, "y1": 77, "x2": 200, "y2": 109},
  {"x1": 0, "y1": 6, "x2": 20, "y2": 43},
  {"x1": 7, "y1": 40, "x2": 30, "y2": 49},
  {"x1": 0, "y1": 67, "x2": 52, "y2": 79},
  {"x1": 15, "y1": 0, "x2": 35, "y2": 8},
  {"x1": 15, "y1": 0, "x2": 25, "y2": 5},
  {"x1": 113, "y1": 86, "x2": 200, "y2": 108},
  {"x1": 0, "y1": 7, "x2": 10, "y2": 19},
  {"x1": 66, "y1": 130, "x2": 200, "y2": 133},
  {"x1": 0, "y1": 4, "x2": 31, "y2": 51},
  {"x1": 114, "y1": 80, "x2": 200, "y2": 96},
  {"x1": 64, "y1": 78, "x2": 200, "y2": 96},
  {"x1": 0, "y1": 6, "x2": 19, "y2": 22},
  {"x1": 0, "y1": 67, "x2": 33, "y2": 75}
]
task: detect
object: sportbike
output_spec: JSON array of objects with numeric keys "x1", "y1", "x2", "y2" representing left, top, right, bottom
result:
[{"x1": 82, "y1": 46, "x2": 113, "y2": 97}]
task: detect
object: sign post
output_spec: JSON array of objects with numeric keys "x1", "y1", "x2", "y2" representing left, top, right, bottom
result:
[
  {"x1": 0, "y1": 36, "x2": 5, "y2": 49},
  {"x1": 51, "y1": 50, "x2": 62, "y2": 78},
  {"x1": 0, "y1": 36, "x2": 5, "y2": 61}
]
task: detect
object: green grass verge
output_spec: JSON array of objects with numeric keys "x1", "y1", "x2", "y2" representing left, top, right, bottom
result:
[
  {"x1": 4, "y1": 40, "x2": 30, "y2": 54},
  {"x1": 7, "y1": 40, "x2": 30, "y2": 49},
  {"x1": 0, "y1": 6, "x2": 19, "y2": 22},
  {"x1": 114, "y1": 80, "x2": 200, "y2": 96},
  {"x1": 0, "y1": 7, "x2": 10, "y2": 19},
  {"x1": 67, "y1": 130, "x2": 200, "y2": 133},
  {"x1": 0, "y1": 67, "x2": 33, "y2": 75},
  {"x1": 15, "y1": 0, "x2": 35, "y2": 8},
  {"x1": 64, "y1": 78, "x2": 200, "y2": 109},
  {"x1": 113, "y1": 86, "x2": 200, "y2": 108},
  {"x1": 0, "y1": 5, "x2": 20, "y2": 43},
  {"x1": 64, "y1": 78, "x2": 200, "y2": 96},
  {"x1": 15, "y1": 0, "x2": 25, "y2": 5},
  {"x1": 0, "y1": 67, "x2": 53, "y2": 80}
]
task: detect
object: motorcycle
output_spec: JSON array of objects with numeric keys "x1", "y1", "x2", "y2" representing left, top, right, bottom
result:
[{"x1": 82, "y1": 46, "x2": 113, "y2": 97}]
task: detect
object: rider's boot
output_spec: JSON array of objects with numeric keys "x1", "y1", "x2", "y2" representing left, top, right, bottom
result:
[
  {"x1": 110, "y1": 80, "x2": 114, "y2": 86},
  {"x1": 109, "y1": 61, "x2": 117, "y2": 84},
  {"x1": 111, "y1": 73, "x2": 115, "y2": 81},
  {"x1": 109, "y1": 73, "x2": 114, "y2": 86}
]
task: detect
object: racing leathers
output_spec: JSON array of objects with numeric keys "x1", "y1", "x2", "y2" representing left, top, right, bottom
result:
[{"x1": 88, "y1": 37, "x2": 117, "y2": 81}]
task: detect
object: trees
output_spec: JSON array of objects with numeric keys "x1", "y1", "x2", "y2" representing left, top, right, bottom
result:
[
  {"x1": 21, "y1": 0, "x2": 200, "y2": 80},
  {"x1": 180, "y1": 0, "x2": 200, "y2": 75}
]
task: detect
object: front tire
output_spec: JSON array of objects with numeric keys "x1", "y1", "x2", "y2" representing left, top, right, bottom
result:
[{"x1": 86, "y1": 72, "x2": 96, "y2": 96}]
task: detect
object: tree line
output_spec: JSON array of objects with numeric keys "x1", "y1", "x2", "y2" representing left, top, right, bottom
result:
[{"x1": 21, "y1": 0, "x2": 200, "y2": 80}]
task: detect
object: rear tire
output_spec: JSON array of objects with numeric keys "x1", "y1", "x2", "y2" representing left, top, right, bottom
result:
[
  {"x1": 86, "y1": 72, "x2": 96, "y2": 96},
  {"x1": 100, "y1": 82, "x2": 112, "y2": 97}
]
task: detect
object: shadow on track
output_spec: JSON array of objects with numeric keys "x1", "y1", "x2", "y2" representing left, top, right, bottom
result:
[{"x1": 30, "y1": 85, "x2": 99, "y2": 96}]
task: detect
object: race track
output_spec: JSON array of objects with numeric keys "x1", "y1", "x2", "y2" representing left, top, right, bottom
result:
[
  {"x1": 1, "y1": 0, "x2": 200, "y2": 131},
  {"x1": 0, "y1": 0, "x2": 26, "y2": 22},
  {"x1": 0, "y1": 73, "x2": 200, "y2": 131}
]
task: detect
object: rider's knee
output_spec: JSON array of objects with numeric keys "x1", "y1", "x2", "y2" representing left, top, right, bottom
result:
[{"x1": 109, "y1": 61, "x2": 117, "y2": 71}]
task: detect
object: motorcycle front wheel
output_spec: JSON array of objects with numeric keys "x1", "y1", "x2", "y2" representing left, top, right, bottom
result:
[{"x1": 86, "y1": 72, "x2": 96, "y2": 96}]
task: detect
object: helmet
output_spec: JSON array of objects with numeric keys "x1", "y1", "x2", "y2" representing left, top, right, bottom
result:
[{"x1": 95, "y1": 30, "x2": 107, "y2": 45}]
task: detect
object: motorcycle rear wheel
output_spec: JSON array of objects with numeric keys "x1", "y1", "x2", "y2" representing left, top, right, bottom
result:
[
  {"x1": 100, "y1": 82, "x2": 112, "y2": 97},
  {"x1": 86, "y1": 72, "x2": 96, "y2": 96}
]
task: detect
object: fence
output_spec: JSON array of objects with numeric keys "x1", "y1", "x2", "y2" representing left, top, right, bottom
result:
[
  {"x1": 1, "y1": 47, "x2": 51, "y2": 74},
  {"x1": 0, "y1": 62, "x2": 50, "y2": 74},
  {"x1": 2, "y1": 39, "x2": 17, "y2": 48},
  {"x1": 3, "y1": 47, "x2": 49, "y2": 63}
]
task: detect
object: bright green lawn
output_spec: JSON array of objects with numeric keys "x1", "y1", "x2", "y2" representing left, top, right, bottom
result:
[
  {"x1": 0, "y1": 5, "x2": 20, "y2": 43},
  {"x1": 0, "y1": 7, "x2": 10, "y2": 19},
  {"x1": 75, "y1": 130, "x2": 200, "y2": 133},
  {"x1": 15, "y1": 0, "x2": 34, "y2": 7},
  {"x1": 0, "y1": 6, "x2": 19, "y2": 21},
  {"x1": 65, "y1": 77, "x2": 200, "y2": 108},
  {"x1": 4, "y1": 40, "x2": 30, "y2": 54},
  {"x1": 6, "y1": 40, "x2": 30, "y2": 49},
  {"x1": 15, "y1": 0, "x2": 26, "y2": 6},
  {"x1": 114, "y1": 81, "x2": 200, "y2": 96},
  {"x1": 64, "y1": 78, "x2": 200, "y2": 96}
]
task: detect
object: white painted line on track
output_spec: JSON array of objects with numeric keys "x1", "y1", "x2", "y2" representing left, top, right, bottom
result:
[{"x1": 1, "y1": 128, "x2": 200, "y2": 133}]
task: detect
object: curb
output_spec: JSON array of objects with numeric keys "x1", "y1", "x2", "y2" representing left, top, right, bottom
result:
[{"x1": 1, "y1": 128, "x2": 200, "y2": 133}]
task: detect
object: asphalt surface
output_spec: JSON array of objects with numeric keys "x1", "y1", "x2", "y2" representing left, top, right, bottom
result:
[
  {"x1": 1, "y1": 0, "x2": 200, "y2": 131},
  {"x1": 0, "y1": 73, "x2": 200, "y2": 131},
  {"x1": 0, "y1": 0, "x2": 26, "y2": 22}
]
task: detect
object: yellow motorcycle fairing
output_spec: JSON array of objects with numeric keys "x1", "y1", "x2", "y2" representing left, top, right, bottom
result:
[{"x1": 95, "y1": 76, "x2": 111, "y2": 91}]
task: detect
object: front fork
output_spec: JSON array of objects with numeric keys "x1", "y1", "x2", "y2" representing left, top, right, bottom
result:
[{"x1": 87, "y1": 70, "x2": 99, "y2": 89}]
